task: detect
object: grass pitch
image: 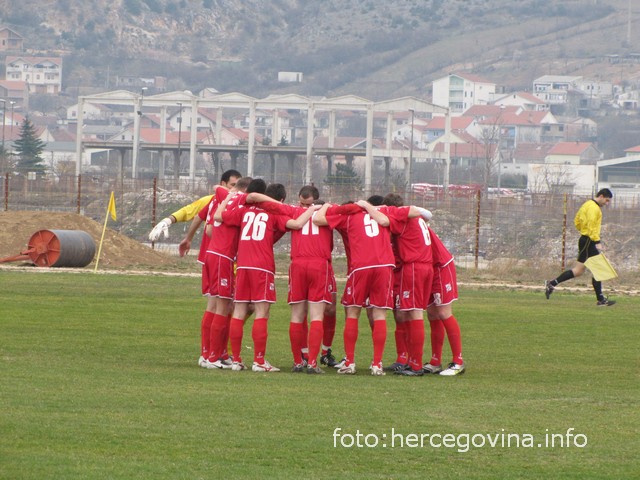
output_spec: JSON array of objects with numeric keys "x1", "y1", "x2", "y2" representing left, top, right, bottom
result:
[{"x1": 1, "y1": 270, "x2": 638, "y2": 479}]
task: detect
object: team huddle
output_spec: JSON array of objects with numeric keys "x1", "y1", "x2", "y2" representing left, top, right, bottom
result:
[{"x1": 149, "y1": 169, "x2": 465, "y2": 377}]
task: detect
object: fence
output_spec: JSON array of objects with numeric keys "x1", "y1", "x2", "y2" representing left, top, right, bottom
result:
[{"x1": 2, "y1": 172, "x2": 639, "y2": 278}]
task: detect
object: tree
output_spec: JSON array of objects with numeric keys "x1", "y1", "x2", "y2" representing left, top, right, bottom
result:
[{"x1": 14, "y1": 118, "x2": 47, "y2": 177}]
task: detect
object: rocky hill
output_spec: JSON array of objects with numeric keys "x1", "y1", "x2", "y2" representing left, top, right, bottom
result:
[{"x1": 1, "y1": 0, "x2": 639, "y2": 100}]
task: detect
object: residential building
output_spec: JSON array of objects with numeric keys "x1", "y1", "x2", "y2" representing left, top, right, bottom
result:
[
  {"x1": 0, "y1": 27, "x2": 23, "y2": 52},
  {"x1": 545, "y1": 142, "x2": 601, "y2": 165},
  {"x1": 491, "y1": 91, "x2": 549, "y2": 111},
  {"x1": 5, "y1": 56, "x2": 62, "y2": 94},
  {"x1": 532, "y1": 75, "x2": 582, "y2": 105},
  {"x1": 432, "y1": 73, "x2": 497, "y2": 115}
]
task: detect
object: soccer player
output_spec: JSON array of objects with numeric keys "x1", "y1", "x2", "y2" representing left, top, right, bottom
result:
[
  {"x1": 148, "y1": 169, "x2": 242, "y2": 247},
  {"x1": 381, "y1": 193, "x2": 434, "y2": 377},
  {"x1": 545, "y1": 188, "x2": 615, "y2": 306},
  {"x1": 148, "y1": 169, "x2": 242, "y2": 367},
  {"x1": 246, "y1": 185, "x2": 336, "y2": 374},
  {"x1": 313, "y1": 199, "x2": 409, "y2": 375},
  {"x1": 200, "y1": 176, "x2": 254, "y2": 369},
  {"x1": 422, "y1": 227, "x2": 466, "y2": 376},
  {"x1": 214, "y1": 185, "x2": 320, "y2": 372}
]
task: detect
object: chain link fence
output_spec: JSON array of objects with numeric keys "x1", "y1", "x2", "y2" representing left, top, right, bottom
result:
[{"x1": 2, "y1": 171, "x2": 639, "y2": 283}]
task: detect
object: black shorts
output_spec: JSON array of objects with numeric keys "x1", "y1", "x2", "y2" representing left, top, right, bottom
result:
[{"x1": 577, "y1": 235, "x2": 599, "y2": 263}]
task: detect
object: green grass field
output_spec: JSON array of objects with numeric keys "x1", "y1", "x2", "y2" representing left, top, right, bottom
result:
[{"x1": 1, "y1": 270, "x2": 638, "y2": 479}]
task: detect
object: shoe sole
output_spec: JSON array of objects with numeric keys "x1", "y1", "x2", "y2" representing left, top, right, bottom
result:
[{"x1": 440, "y1": 368, "x2": 465, "y2": 376}]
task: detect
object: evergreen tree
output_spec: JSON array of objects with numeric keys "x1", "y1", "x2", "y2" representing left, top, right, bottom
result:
[{"x1": 14, "y1": 118, "x2": 47, "y2": 177}]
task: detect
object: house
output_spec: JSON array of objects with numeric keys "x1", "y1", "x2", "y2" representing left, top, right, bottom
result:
[
  {"x1": 419, "y1": 116, "x2": 475, "y2": 143},
  {"x1": 0, "y1": 27, "x2": 23, "y2": 52},
  {"x1": 545, "y1": 142, "x2": 601, "y2": 165},
  {"x1": 5, "y1": 56, "x2": 62, "y2": 94},
  {"x1": 114, "y1": 76, "x2": 167, "y2": 93},
  {"x1": 432, "y1": 73, "x2": 497, "y2": 115},
  {"x1": 560, "y1": 116, "x2": 598, "y2": 142},
  {"x1": 491, "y1": 91, "x2": 549, "y2": 111},
  {"x1": 533, "y1": 75, "x2": 582, "y2": 105}
]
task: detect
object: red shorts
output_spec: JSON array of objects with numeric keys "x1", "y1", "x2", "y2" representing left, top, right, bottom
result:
[
  {"x1": 342, "y1": 266, "x2": 394, "y2": 309},
  {"x1": 397, "y1": 262, "x2": 434, "y2": 311},
  {"x1": 429, "y1": 261, "x2": 458, "y2": 307},
  {"x1": 393, "y1": 267, "x2": 402, "y2": 309},
  {"x1": 288, "y1": 258, "x2": 335, "y2": 304},
  {"x1": 234, "y1": 268, "x2": 276, "y2": 303},
  {"x1": 203, "y1": 253, "x2": 235, "y2": 299}
]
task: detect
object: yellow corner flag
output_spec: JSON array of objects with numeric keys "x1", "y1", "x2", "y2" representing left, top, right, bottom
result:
[
  {"x1": 584, "y1": 253, "x2": 618, "y2": 282},
  {"x1": 95, "y1": 191, "x2": 117, "y2": 272},
  {"x1": 107, "y1": 191, "x2": 117, "y2": 221}
]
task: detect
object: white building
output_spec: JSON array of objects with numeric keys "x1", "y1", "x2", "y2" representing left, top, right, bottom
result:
[
  {"x1": 432, "y1": 73, "x2": 496, "y2": 115},
  {"x1": 5, "y1": 55, "x2": 62, "y2": 94}
]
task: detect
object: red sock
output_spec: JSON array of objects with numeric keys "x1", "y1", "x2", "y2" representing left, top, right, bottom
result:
[
  {"x1": 442, "y1": 315, "x2": 463, "y2": 365},
  {"x1": 229, "y1": 317, "x2": 245, "y2": 364},
  {"x1": 343, "y1": 317, "x2": 359, "y2": 365},
  {"x1": 307, "y1": 319, "x2": 323, "y2": 368},
  {"x1": 322, "y1": 312, "x2": 336, "y2": 354},
  {"x1": 408, "y1": 319, "x2": 425, "y2": 371},
  {"x1": 208, "y1": 313, "x2": 228, "y2": 361},
  {"x1": 221, "y1": 313, "x2": 232, "y2": 359},
  {"x1": 289, "y1": 322, "x2": 304, "y2": 365},
  {"x1": 372, "y1": 319, "x2": 387, "y2": 366},
  {"x1": 429, "y1": 319, "x2": 445, "y2": 365},
  {"x1": 394, "y1": 321, "x2": 409, "y2": 364},
  {"x1": 200, "y1": 311, "x2": 214, "y2": 358},
  {"x1": 252, "y1": 317, "x2": 268, "y2": 364},
  {"x1": 301, "y1": 315, "x2": 308, "y2": 354}
]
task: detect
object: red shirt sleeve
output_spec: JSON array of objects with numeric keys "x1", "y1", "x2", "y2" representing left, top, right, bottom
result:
[
  {"x1": 330, "y1": 204, "x2": 362, "y2": 215},
  {"x1": 382, "y1": 206, "x2": 410, "y2": 234},
  {"x1": 221, "y1": 205, "x2": 243, "y2": 226},
  {"x1": 215, "y1": 187, "x2": 229, "y2": 202}
]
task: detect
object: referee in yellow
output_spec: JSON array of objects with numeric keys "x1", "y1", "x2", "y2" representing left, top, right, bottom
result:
[{"x1": 545, "y1": 188, "x2": 615, "y2": 306}]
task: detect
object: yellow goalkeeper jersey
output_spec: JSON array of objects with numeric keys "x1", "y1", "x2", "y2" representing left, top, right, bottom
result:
[{"x1": 171, "y1": 195, "x2": 214, "y2": 223}]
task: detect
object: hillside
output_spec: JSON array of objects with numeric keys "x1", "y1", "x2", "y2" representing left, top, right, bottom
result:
[{"x1": 2, "y1": 0, "x2": 640, "y2": 100}]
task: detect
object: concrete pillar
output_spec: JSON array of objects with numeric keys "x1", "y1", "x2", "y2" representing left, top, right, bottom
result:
[
  {"x1": 364, "y1": 104, "x2": 373, "y2": 197},
  {"x1": 189, "y1": 98, "x2": 198, "y2": 184},
  {"x1": 270, "y1": 153, "x2": 276, "y2": 182},
  {"x1": 305, "y1": 103, "x2": 315, "y2": 185},
  {"x1": 326, "y1": 154, "x2": 333, "y2": 177},
  {"x1": 216, "y1": 109, "x2": 223, "y2": 145},
  {"x1": 132, "y1": 96, "x2": 142, "y2": 179},
  {"x1": 384, "y1": 156, "x2": 391, "y2": 188},
  {"x1": 248, "y1": 101, "x2": 256, "y2": 176}
]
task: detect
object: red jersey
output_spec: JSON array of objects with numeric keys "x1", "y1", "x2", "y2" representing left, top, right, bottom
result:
[
  {"x1": 196, "y1": 196, "x2": 217, "y2": 264},
  {"x1": 206, "y1": 189, "x2": 245, "y2": 260},
  {"x1": 325, "y1": 205, "x2": 407, "y2": 272},
  {"x1": 222, "y1": 204, "x2": 290, "y2": 273},
  {"x1": 429, "y1": 227, "x2": 454, "y2": 268},
  {"x1": 390, "y1": 214, "x2": 433, "y2": 264}
]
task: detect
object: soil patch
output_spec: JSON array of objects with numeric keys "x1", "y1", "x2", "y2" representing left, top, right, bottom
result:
[{"x1": 0, "y1": 211, "x2": 178, "y2": 270}]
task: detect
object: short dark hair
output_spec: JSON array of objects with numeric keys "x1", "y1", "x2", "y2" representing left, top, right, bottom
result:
[
  {"x1": 597, "y1": 188, "x2": 613, "y2": 199},
  {"x1": 221, "y1": 169, "x2": 242, "y2": 183},
  {"x1": 367, "y1": 195, "x2": 384, "y2": 206},
  {"x1": 246, "y1": 178, "x2": 267, "y2": 194},
  {"x1": 383, "y1": 193, "x2": 403, "y2": 207},
  {"x1": 299, "y1": 185, "x2": 320, "y2": 200},
  {"x1": 235, "y1": 176, "x2": 253, "y2": 192},
  {"x1": 266, "y1": 183, "x2": 287, "y2": 202}
]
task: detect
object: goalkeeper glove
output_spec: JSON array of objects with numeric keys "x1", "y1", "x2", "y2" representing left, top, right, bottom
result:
[{"x1": 149, "y1": 217, "x2": 172, "y2": 241}]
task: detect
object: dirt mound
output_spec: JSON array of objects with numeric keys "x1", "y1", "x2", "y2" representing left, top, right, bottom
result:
[{"x1": 0, "y1": 211, "x2": 178, "y2": 269}]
